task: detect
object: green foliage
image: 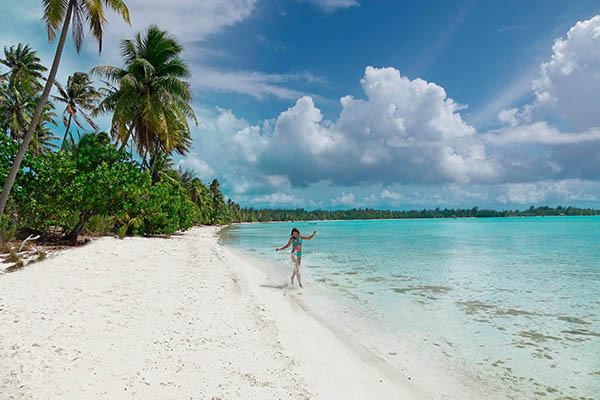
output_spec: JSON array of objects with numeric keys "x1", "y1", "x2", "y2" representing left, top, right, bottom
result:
[
  {"x1": 0, "y1": 43, "x2": 47, "y2": 89},
  {"x1": 6, "y1": 131, "x2": 218, "y2": 240},
  {"x1": 135, "y1": 179, "x2": 198, "y2": 234},
  {"x1": 14, "y1": 134, "x2": 138, "y2": 237},
  {"x1": 52, "y1": 72, "x2": 101, "y2": 149},
  {"x1": 0, "y1": 134, "x2": 40, "y2": 239},
  {"x1": 0, "y1": 206, "x2": 18, "y2": 243},
  {"x1": 85, "y1": 215, "x2": 114, "y2": 236},
  {"x1": 16, "y1": 150, "x2": 78, "y2": 233},
  {"x1": 188, "y1": 177, "x2": 212, "y2": 224},
  {"x1": 92, "y1": 25, "x2": 196, "y2": 162},
  {"x1": 209, "y1": 179, "x2": 229, "y2": 224},
  {"x1": 42, "y1": 0, "x2": 130, "y2": 54},
  {"x1": 0, "y1": 43, "x2": 58, "y2": 154}
]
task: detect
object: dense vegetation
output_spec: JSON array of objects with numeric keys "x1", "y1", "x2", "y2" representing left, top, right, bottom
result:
[
  {"x1": 0, "y1": 25, "x2": 241, "y2": 245},
  {"x1": 239, "y1": 206, "x2": 599, "y2": 222}
]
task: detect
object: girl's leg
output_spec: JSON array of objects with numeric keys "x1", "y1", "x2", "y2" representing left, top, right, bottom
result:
[
  {"x1": 290, "y1": 254, "x2": 297, "y2": 285},
  {"x1": 296, "y1": 256, "x2": 303, "y2": 288}
]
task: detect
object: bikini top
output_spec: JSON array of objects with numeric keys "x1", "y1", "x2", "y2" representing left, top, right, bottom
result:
[{"x1": 292, "y1": 237, "x2": 302, "y2": 246}]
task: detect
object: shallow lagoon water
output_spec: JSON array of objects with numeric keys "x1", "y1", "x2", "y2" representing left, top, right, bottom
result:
[{"x1": 221, "y1": 217, "x2": 600, "y2": 399}]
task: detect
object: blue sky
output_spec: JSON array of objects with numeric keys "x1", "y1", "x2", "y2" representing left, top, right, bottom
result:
[{"x1": 2, "y1": 0, "x2": 600, "y2": 210}]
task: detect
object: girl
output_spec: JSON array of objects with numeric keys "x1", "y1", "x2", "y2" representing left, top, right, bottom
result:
[{"x1": 275, "y1": 228, "x2": 317, "y2": 288}]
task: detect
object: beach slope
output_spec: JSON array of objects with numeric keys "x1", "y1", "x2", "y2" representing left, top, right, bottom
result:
[{"x1": 0, "y1": 226, "x2": 425, "y2": 399}]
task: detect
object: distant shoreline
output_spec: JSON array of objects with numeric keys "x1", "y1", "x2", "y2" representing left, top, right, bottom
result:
[
  {"x1": 234, "y1": 214, "x2": 600, "y2": 225},
  {"x1": 231, "y1": 207, "x2": 599, "y2": 224}
]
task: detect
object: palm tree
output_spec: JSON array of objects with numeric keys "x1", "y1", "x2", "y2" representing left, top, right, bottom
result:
[
  {"x1": 189, "y1": 177, "x2": 212, "y2": 224},
  {"x1": 0, "y1": 79, "x2": 58, "y2": 154},
  {"x1": 0, "y1": 83, "x2": 33, "y2": 138},
  {"x1": 0, "y1": 0, "x2": 131, "y2": 221},
  {"x1": 52, "y1": 72, "x2": 100, "y2": 149},
  {"x1": 0, "y1": 44, "x2": 47, "y2": 89},
  {"x1": 147, "y1": 150, "x2": 175, "y2": 184},
  {"x1": 209, "y1": 179, "x2": 227, "y2": 224},
  {"x1": 92, "y1": 25, "x2": 196, "y2": 163},
  {"x1": 29, "y1": 101, "x2": 59, "y2": 155},
  {"x1": 0, "y1": 44, "x2": 49, "y2": 138}
]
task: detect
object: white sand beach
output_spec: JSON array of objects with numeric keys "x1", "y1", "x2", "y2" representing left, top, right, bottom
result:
[{"x1": 0, "y1": 226, "x2": 427, "y2": 399}]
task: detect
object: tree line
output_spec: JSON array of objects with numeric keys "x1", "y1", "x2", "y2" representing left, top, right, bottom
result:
[{"x1": 236, "y1": 206, "x2": 599, "y2": 222}]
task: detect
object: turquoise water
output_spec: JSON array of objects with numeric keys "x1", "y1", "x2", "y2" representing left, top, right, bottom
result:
[{"x1": 220, "y1": 217, "x2": 600, "y2": 400}]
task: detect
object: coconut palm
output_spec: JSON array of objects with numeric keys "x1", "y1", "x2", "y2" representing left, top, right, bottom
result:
[
  {"x1": 147, "y1": 150, "x2": 175, "y2": 184},
  {"x1": 173, "y1": 168, "x2": 212, "y2": 223},
  {"x1": 92, "y1": 25, "x2": 196, "y2": 163},
  {"x1": 0, "y1": 0, "x2": 131, "y2": 220},
  {"x1": 0, "y1": 83, "x2": 33, "y2": 138},
  {"x1": 29, "y1": 102, "x2": 59, "y2": 155},
  {"x1": 52, "y1": 72, "x2": 100, "y2": 149},
  {"x1": 0, "y1": 43, "x2": 47, "y2": 89},
  {"x1": 209, "y1": 178, "x2": 228, "y2": 224},
  {"x1": 0, "y1": 44, "x2": 49, "y2": 138},
  {"x1": 189, "y1": 177, "x2": 212, "y2": 224},
  {"x1": 0, "y1": 81, "x2": 58, "y2": 154}
]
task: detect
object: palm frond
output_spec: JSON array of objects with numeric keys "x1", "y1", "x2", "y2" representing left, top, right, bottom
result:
[
  {"x1": 43, "y1": 0, "x2": 70, "y2": 42},
  {"x1": 71, "y1": 0, "x2": 85, "y2": 52}
]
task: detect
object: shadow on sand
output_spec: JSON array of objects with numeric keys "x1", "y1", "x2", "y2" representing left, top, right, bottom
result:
[{"x1": 260, "y1": 283, "x2": 289, "y2": 290}]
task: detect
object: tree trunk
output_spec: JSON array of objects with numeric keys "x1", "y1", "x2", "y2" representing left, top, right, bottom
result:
[
  {"x1": 141, "y1": 148, "x2": 149, "y2": 169},
  {"x1": 64, "y1": 211, "x2": 88, "y2": 243},
  {"x1": 0, "y1": 0, "x2": 75, "y2": 220},
  {"x1": 118, "y1": 123, "x2": 134, "y2": 152},
  {"x1": 61, "y1": 113, "x2": 73, "y2": 150}
]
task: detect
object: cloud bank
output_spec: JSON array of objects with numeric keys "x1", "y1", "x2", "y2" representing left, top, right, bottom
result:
[{"x1": 181, "y1": 15, "x2": 600, "y2": 208}]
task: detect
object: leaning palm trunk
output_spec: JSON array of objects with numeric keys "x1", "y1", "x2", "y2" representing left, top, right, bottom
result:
[{"x1": 0, "y1": 0, "x2": 74, "y2": 219}]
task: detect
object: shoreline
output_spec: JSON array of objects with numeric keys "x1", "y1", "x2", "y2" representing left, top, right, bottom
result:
[
  {"x1": 218, "y1": 222, "x2": 558, "y2": 400},
  {"x1": 220, "y1": 238, "x2": 429, "y2": 400},
  {"x1": 0, "y1": 226, "x2": 427, "y2": 399}
]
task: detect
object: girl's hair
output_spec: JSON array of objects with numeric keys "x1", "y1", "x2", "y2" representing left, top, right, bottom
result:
[{"x1": 290, "y1": 228, "x2": 300, "y2": 237}]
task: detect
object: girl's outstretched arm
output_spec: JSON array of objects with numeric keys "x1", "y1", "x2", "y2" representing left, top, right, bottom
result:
[
  {"x1": 301, "y1": 230, "x2": 317, "y2": 240},
  {"x1": 276, "y1": 238, "x2": 292, "y2": 251}
]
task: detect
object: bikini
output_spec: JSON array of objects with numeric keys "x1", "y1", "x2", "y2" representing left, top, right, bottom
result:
[{"x1": 291, "y1": 237, "x2": 302, "y2": 258}]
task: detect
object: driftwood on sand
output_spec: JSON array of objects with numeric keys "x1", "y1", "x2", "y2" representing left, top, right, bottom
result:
[{"x1": 17, "y1": 234, "x2": 40, "y2": 253}]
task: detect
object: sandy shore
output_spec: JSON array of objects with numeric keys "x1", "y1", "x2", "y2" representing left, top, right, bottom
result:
[{"x1": 0, "y1": 226, "x2": 427, "y2": 399}]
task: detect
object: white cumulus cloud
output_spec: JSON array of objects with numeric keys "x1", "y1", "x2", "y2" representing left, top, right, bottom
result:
[
  {"x1": 260, "y1": 66, "x2": 498, "y2": 186},
  {"x1": 524, "y1": 15, "x2": 600, "y2": 130},
  {"x1": 178, "y1": 154, "x2": 215, "y2": 180}
]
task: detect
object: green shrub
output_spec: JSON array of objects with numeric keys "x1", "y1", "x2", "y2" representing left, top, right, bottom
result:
[
  {"x1": 84, "y1": 215, "x2": 114, "y2": 236},
  {"x1": 0, "y1": 211, "x2": 17, "y2": 243}
]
